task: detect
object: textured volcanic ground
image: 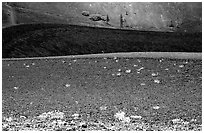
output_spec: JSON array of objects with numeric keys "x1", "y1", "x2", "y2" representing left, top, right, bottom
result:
[
  {"x1": 2, "y1": 56, "x2": 202, "y2": 131},
  {"x1": 2, "y1": 24, "x2": 202, "y2": 59}
]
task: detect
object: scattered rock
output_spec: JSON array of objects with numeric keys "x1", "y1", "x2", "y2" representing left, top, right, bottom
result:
[
  {"x1": 140, "y1": 83, "x2": 146, "y2": 86},
  {"x1": 130, "y1": 115, "x2": 142, "y2": 119},
  {"x1": 171, "y1": 118, "x2": 183, "y2": 124},
  {"x1": 82, "y1": 11, "x2": 90, "y2": 16},
  {"x1": 65, "y1": 84, "x2": 71, "y2": 87},
  {"x1": 152, "y1": 106, "x2": 160, "y2": 110},
  {"x1": 13, "y1": 86, "x2": 19, "y2": 90},
  {"x1": 154, "y1": 79, "x2": 160, "y2": 83},
  {"x1": 100, "y1": 106, "x2": 107, "y2": 111},
  {"x1": 125, "y1": 69, "x2": 131, "y2": 73},
  {"x1": 37, "y1": 111, "x2": 64, "y2": 121},
  {"x1": 179, "y1": 65, "x2": 184, "y2": 68},
  {"x1": 114, "y1": 111, "x2": 130, "y2": 123},
  {"x1": 89, "y1": 14, "x2": 106, "y2": 21}
]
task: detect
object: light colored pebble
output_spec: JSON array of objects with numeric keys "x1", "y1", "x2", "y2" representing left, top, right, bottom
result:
[
  {"x1": 179, "y1": 65, "x2": 184, "y2": 68},
  {"x1": 116, "y1": 73, "x2": 121, "y2": 76},
  {"x1": 125, "y1": 69, "x2": 131, "y2": 73},
  {"x1": 154, "y1": 79, "x2": 160, "y2": 83},
  {"x1": 100, "y1": 106, "x2": 107, "y2": 110},
  {"x1": 137, "y1": 67, "x2": 144, "y2": 71},
  {"x1": 130, "y1": 115, "x2": 142, "y2": 119},
  {"x1": 114, "y1": 111, "x2": 126, "y2": 120},
  {"x1": 14, "y1": 86, "x2": 19, "y2": 90},
  {"x1": 152, "y1": 106, "x2": 160, "y2": 110},
  {"x1": 122, "y1": 117, "x2": 131, "y2": 123},
  {"x1": 172, "y1": 118, "x2": 183, "y2": 123},
  {"x1": 65, "y1": 84, "x2": 71, "y2": 87},
  {"x1": 151, "y1": 72, "x2": 158, "y2": 76},
  {"x1": 5, "y1": 117, "x2": 13, "y2": 122},
  {"x1": 159, "y1": 59, "x2": 164, "y2": 62},
  {"x1": 140, "y1": 83, "x2": 146, "y2": 86},
  {"x1": 72, "y1": 113, "x2": 80, "y2": 119}
]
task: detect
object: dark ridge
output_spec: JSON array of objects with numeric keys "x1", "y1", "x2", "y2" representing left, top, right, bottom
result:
[{"x1": 2, "y1": 23, "x2": 202, "y2": 58}]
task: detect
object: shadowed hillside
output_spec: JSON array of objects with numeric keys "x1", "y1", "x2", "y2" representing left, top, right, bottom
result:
[{"x1": 2, "y1": 23, "x2": 202, "y2": 58}]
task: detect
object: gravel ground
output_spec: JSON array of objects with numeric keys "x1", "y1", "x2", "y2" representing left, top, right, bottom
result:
[{"x1": 2, "y1": 56, "x2": 202, "y2": 131}]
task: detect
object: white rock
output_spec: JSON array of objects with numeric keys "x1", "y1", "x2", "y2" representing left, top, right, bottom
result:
[
  {"x1": 6, "y1": 117, "x2": 13, "y2": 122},
  {"x1": 14, "y1": 86, "x2": 19, "y2": 90},
  {"x1": 65, "y1": 84, "x2": 71, "y2": 87},
  {"x1": 140, "y1": 83, "x2": 146, "y2": 86},
  {"x1": 114, "y1": 111, "x2": 125, "y2": 120},
  {"x1": 172, "y1": 118, "x2": 183, "y2": 123},
  {"x1": 154, "y1": 79, "x2": 160, "y2": 83},
  {"x1": 179, "y1": 65, "x2": 184, "y2": 68},
  {"x1": 50, "y1": 111, "x2": 64, "y2": 119},
  {"x1": 137, "y1": 67, "x2": 144, "y2": 71},
  {"x1": 122, "y1": 117, "x2": 131, "y2": 123},
  {"x1": 100, "y1": 106, "x2": 107, "y2": 110},
  {"x1": 152, "y1": 106, "x2": 160, "y2": 110},
  {"x1": 130, "y1": 115, "x2": 142, "y2": 119},
  {"x1": 116, "y1": 73, "x2": 121, "y2": 76},
  {"x1": 159, "y1": 59, "x2": 164, "y2": 62},
  {"x1": 151, "y1": 73, "x2": 158, "y2": 76},
  {"x1": 125, "y1": 69, "x2": 131, "y2": 73},
  {"x1": 72, "y1": 113, "x2": 80, "y2": 119}
]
